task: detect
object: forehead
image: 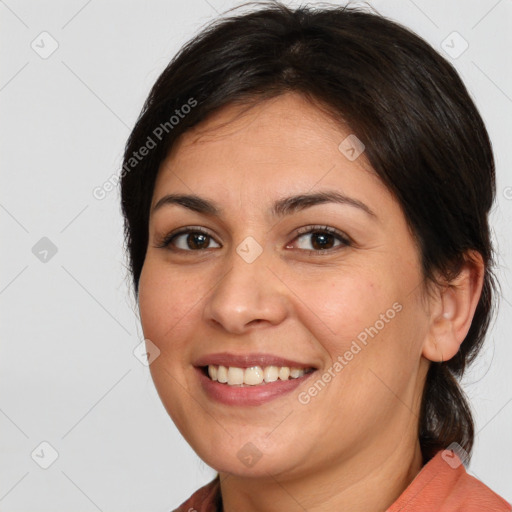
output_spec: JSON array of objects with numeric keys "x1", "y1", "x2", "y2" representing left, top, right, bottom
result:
[{"x1": 153, "y1": 92, "x2": 387, "y2": 207}]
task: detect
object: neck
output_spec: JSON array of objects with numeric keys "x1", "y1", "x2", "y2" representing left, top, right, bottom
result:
[{"x1": 218, "y1": 438, "x2": 424, "y2": 512}]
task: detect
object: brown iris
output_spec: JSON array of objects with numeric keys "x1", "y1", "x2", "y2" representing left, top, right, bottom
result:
[
  {"x1": 187, "y1": 232, "x2": 210, "y2": 250},
  {"x1": 309, "y1": 232, "x2": 335, "y2": 250}
]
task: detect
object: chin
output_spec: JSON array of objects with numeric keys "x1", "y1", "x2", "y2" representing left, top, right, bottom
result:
[{"x1": 189, "y1": 434, "x2": 307, "y2": 479}]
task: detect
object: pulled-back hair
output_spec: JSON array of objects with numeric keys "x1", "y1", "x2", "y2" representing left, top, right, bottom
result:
[{"x1": 120, "y1": 1, "x2": 498, "y2": 463}]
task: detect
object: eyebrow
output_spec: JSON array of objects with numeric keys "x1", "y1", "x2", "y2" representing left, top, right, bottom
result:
[{"x1": 151, "y1": 191, "x2": 377, "y2": 219}]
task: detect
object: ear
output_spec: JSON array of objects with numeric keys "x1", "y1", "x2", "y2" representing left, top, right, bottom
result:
[{"x1": 422, "y1": 250, "x2": 485, "y2": 363}]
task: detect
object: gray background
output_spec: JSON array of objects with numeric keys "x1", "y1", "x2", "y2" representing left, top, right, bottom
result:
[{"x1": 1, "y1": 0, "x2": 511, "y2": 510}]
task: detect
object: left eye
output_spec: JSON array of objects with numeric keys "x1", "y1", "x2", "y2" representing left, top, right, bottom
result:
[{"x1": 289, "y1": 228, "x2": 350, "y2": 251}]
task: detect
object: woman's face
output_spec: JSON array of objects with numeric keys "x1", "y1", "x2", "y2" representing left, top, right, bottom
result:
[{"x1": 138, "y1": 92, "x2": 432, "y2": 478}]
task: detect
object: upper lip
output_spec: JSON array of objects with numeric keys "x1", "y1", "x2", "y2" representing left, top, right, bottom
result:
[{"x1": 194, "y1": 352, "x2": 316, "y2": 369}]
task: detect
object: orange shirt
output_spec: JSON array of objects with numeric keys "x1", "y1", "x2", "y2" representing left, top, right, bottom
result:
[{"x1": 173, "y1": 450, "x2": 511, "y2": 511}]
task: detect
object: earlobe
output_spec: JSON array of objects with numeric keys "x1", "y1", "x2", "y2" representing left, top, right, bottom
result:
[
  {"x1": 422, "y1": 285, "x2": 458, "y2": 363},
  {"x1": 422, "y1": 251, "x2": 484, "y2": 363}
]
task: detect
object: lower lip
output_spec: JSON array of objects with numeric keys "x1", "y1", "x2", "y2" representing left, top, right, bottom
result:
[{"x1": 196, "y1": 367, "x2": 316, "y2": 406}]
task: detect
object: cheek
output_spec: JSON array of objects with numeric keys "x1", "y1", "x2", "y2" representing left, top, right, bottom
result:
[
  {"x1": 289, "y1": 268, "x2": 392, "y2": 343},
  {"x1": 137, "y1": 259, "x2": 202, "y2": 428},
  {"x1": 293, "y1": 269, "x2": 420, "y2": 391},
  {"x1": 137, "y1": 257, "x2": 201, "y2": 354}
]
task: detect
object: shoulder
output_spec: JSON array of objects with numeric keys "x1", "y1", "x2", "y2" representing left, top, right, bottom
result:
[
  {"x1": 171, "y1": 476, "x2": 221, "y2": 512},
  {"x1": 449, "y1": 470, "x2": 511, "y2": 511},
  {"x1": 388, "y1": 450, "x2": 511, "y2": 512}
]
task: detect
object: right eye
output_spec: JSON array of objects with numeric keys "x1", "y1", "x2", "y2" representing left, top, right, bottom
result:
[{"x1": 155, "y1": 228, "x2": 221, "y2": 252}]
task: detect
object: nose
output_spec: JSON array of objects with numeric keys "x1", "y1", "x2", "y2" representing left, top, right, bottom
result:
[{"x1": 202, "y1": 249, "x2": 290, "y2": 334}]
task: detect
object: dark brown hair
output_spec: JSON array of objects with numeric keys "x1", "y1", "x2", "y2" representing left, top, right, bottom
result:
[{"x1": 120, "y1": 1, "x2": 498, "y2": 463}]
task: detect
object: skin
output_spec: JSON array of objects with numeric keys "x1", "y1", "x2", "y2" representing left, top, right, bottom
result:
[{"x1": 138, "y1": 92, "x2": 484, "y2": 511}]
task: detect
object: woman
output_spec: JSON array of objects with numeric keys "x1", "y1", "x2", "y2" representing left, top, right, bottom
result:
[{"x1": 120, "y1": 2, "x2": 511, "y2": 510}]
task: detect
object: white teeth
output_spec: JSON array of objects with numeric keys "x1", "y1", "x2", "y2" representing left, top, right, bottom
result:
[
  {"x1": 244, "y1": 366, "x2": 263, "y2": 385},
  {"x1": 290, "y1": 368, "x2": 305, "y2": 378},
  {"x1": 227, "y1": 366, "x2": 244, "y2": 385},
  {"x1": 208, "y1": 365, "x2": 217, "y2": 381},
  {"x1": 217, "y1": 365, "x2": 228, "y2": 383},
  {"x1": 206, "y1": 364, "x2": 312, "y2": 386},
  {"x1": 278, "y1": 367, "x2": 290, "y2": 380},
  {"x1": 263, "y1": 366, "x2": 279, "y2": 383}
]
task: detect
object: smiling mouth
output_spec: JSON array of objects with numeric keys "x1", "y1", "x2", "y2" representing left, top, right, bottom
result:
[{"x1": 202, "y1": 365, "x2": 316, "y2": 386}]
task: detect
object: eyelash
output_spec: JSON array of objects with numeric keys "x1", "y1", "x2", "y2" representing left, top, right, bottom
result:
[
  {"x1": 292, "y1": 225, "x2": 351, "y2": 254},
  {"x1": 154, "y1": 225, "x2": 352, "y2": 255},
  {"x1": 154, "y1": 226, "x2": 216, "y2": 251}
]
